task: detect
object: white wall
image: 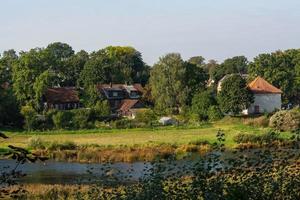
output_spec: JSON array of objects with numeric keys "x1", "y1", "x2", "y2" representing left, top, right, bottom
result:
[{"x1": 244, "y1": 93, "x2": 281, "y2": 114}]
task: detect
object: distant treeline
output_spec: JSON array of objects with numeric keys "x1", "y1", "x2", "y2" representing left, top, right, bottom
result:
[{"x1": 0, "y1": 42, "x2": 300, "y2": 128}]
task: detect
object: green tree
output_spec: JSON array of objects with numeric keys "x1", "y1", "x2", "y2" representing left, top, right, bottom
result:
[
  {"x1": 150, "y1": 53, "x2": 188, "y2": 114},
  {"x1": 188, "y1": 56, "x2": 205, "y2": 68},
  {"x1": 212, "y1": 56, "x2": 248, "y2": 81},
  {"x1": 191, "y1": 90, "x2": 216, "y2": 120},
  {"x1": 79, "y1": 46, "x2": 148, "y2": 88},
  {"x1": 217, "y1": 74, "x2": 253, "y2": 115},
  {"x1": 248, "y1": 49, "x2": 300, "y2": 104},
  {"x1": 185, "y1": 62, "x2": 209, "y2": 103},
  {"x1": 33, "y1": 70, "x2": 55, "y2": 110},
  {"x1": 93, "y1": 100, "x2": 111, "y2": 119},
  {"x1": 20, "y1": 105, "x2": 37, "y2": 131}
]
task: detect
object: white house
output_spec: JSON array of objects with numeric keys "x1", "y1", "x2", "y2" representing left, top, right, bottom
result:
[{"x1": 243, "y1": 76, "x2": 282, "y2": 115}]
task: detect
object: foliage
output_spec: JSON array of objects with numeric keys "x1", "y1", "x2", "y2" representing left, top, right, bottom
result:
[
  {"x1": 150, "y1": 53, "x2": 208, "y2": 114},
  {"x1": 211, "y1": 55, "x2": 248, "y2": 81},
  {"x1": 243, "y1": 116, "x2": 269, "y2": 127},
  {"x1": 134, "y1": 109, "x2": 157, "y2": 125},
  {"x1": 20, "y1": 105, "x2": 37, "y2": 131},
  {"x1": 52, "y1": 111, "x2": 73, "y2": 129},
  {"x1": 217, "y1": 74, "x2": 253, "y2": 115},
  {"x1": 248, "y1": 49, "x2": 300, "y2": 104},
  {"x1": 207, "y1": 105, "x2": 224, "y2": 121},
  {"x1": 269, "y1": 109, "x2": 300, "y2": 131},
  {"x1": 233, "y1": 131, "x2": 282, "y2": 144},
  {"x1": 71, "y1": 109, "x2": 93, "y2": 129},
  {"x1": 191, "y1": 90, "x2": 216, "y2": 120},
  {"x1": 92, "y1": 100, "x2": 111, "y2": 120}
]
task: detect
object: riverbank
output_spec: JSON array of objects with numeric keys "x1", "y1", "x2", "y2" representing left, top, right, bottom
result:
[{"x1": 0, "y1": 119, "x2": 292, "y2": 163}]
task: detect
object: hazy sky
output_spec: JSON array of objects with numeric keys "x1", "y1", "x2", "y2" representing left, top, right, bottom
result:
[{"x1": 1, "y1": 0, "x2": 300, "y2": 65}]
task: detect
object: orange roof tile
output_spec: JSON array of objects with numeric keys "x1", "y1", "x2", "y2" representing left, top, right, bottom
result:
[{"x1": 248, "y1": 76, "x2": 282, "y2": 94}]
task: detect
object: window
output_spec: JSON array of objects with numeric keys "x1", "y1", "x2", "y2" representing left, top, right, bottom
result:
[{"x1": 113, "y1": 92, "x2": 118, "y2": 97}]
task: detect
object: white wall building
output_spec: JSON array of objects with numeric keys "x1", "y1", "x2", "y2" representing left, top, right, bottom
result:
[{"x1": 243, "y1": 77, "x2": 282, "y2": 115}]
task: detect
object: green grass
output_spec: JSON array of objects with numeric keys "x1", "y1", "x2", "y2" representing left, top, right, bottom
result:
[{"x1": 0, "y1": 121, "x2": 285, "y2": 150}]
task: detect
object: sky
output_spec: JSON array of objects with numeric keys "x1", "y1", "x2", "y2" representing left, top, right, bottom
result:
[{"x1": 1, "y1": 0, "x2": 300, "y2": 65}]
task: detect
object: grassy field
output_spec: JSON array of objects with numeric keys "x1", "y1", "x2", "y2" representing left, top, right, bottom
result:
[{"x1": 0, "y1": 120, "x2": 288, "y2": 150}]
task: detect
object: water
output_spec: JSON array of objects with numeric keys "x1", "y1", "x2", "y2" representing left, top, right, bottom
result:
[{"x1": 0, "y1": 159, "x2": 153, "y2": 185}]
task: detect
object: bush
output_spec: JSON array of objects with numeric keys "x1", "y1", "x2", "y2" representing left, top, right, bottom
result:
[
  {"x1": 28, "y1": 137, "x2": 47, "y2": 150},
  {"x1": 72, "y1": 109, "x2": 93, "y2": 129},
  {"x1": 48, "y1": 141, "x2": 77, "y2": 151},
  {"x1": 234, "y1": 131, "x2": 281, "y2": 144},
  {"x1": 134, "y1": 109, "x2": 157, "y2": 125},
  {"x1": 52, "y1": 111, "x2": 73, "y2": 129},
  {"x1": 112, "y1": 119, "x2": 135, "y2": 129},
  {"x1": 92, "y1": 100, "x2": 111, "y2": 120},
  {"x1": 207, "y1": 106, "x2": 223, "y2": 121},
  {"x1": 243, "y1": 116, "x2": 269, "y2": 127},
  {"x1": 269, "y1": 109, "x2": 300, "y2": 131},
  {"x1": 20, "y1": 105, "x2": 39, "y2": 131}
]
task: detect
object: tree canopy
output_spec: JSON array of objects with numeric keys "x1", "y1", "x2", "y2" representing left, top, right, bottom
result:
[
  {"x1": 150, "y1": 53, "x2": 208, "y2": 114},
  {"x1": 217, "y1": 74, "x2": 253, "y2": 115}
]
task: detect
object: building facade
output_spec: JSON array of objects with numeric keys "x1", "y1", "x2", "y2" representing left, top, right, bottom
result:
[{"x1": 243, "y1": 77, "x2": 282, "y2": 115}]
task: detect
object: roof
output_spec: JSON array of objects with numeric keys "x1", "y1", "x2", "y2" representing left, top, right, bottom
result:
[
  {"x1": 96, "y1": 84, "x2": 144, "y2": 93},
  {"x1": 248, "y1": 76, "x2": 282, "y2": 94},
  {"x1": 118, "y1": 99, "x2": 140, "y2": 112},
  {"x1": 45, "y1": 87, "x2": 80, "y2": 104}
]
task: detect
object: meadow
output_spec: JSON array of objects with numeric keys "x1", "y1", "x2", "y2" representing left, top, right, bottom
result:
[{"x1": 1, "y1": 120, "x2": 278, "y2": 149}]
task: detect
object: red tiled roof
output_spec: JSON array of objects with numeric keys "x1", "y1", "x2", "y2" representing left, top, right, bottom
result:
[
  {"x1": 45, "y1": 87, "x2": 79, "y2": 104},
  {"x1": 118, "y1": 99, "x2": 139, "y2": 112},
  {"x1": 248, "y1": 76, "x2": 282, "y2": 94}
]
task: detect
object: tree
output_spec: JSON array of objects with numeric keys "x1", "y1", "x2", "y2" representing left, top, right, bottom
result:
[
  {"x1": 33, "y1": 70, "x2": 55, "y2": 110},
  {"x1": 217, "y1": 74, "x2": 253, "y2": 115},
  {"x1": 79, "y1": 46, "x2": 148, "y2": 89},
  {"x1": 20, "y1": 105, "x2": 37, "y2": 131},
  {"x1": 150, "y1": 53, "x2": 188, "y2": 114},
  {"x1": 212, "y1": 56, "x2": 248, "y2": 81},
  {"x1": 248, "y1": 49, "x2": 300, "y2": 104},
  {"x1": 185, "y1": 62, "x2": 209, "y2": 103},
  {"x1": 0, "y1": 50, "x2": 22, "y2": 127},
  {"x1": 191, "y1": 90, "x2": 216, "y2": 120},
  {"x1": 188, "y1": 56, "x2": 205, "y2": 68}
]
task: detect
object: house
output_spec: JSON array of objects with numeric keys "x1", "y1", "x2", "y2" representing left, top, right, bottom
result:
[
  {"x1": 118, "y1": 99, "x2": 145, "y2": 118},
  {"x1": 96, "y1": 84, "x2": 145, "y2": 116},
  {"x1": 43, "y1": 87, "x2": 81, "y2": 110},
  {"x1": 243, "y1": 76, "x2": 282, "y2": 115}
]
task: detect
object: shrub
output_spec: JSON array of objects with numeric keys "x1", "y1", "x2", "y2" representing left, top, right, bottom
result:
[
  {"x1": 52, "y1": 111, "x2": 73, "y2": 129},
  {"x1": 243, "y1": 116, "x2": 269, "y2": 127},
  {"x1": 48, "y1": 141, "x2": 77, "y2": 151},
  {"x1": 269, "y1": 109, "x2": 300, "y2": 131},
  {"x1": 28, "y1": 137, "x2": 47, "y2": 150},
  {"x1": 92, "y1": 100, "x2": 111, "y2": 120},
  {"x1": 207, "y1": 106, "x2": 223, "y2": 121},
  {"x1": 134, "y1": 109, "x2": 157, "y2": 125},
  {"x1": 72, "y1": 109, "x2": 93, "y2": 129},
  {"x1": 234, "y1": 131, "x2": 281, "y2": 144},
  {"x1": 20, "y1": 105, "x2": 37, "y2": 131}
]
